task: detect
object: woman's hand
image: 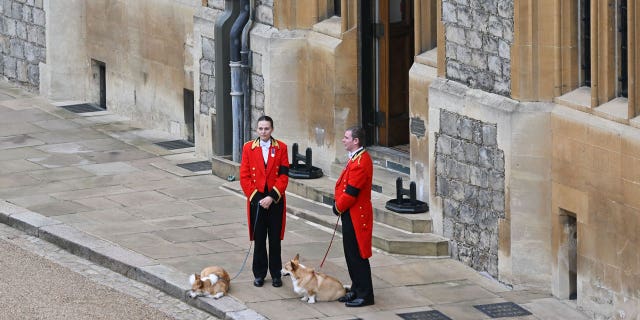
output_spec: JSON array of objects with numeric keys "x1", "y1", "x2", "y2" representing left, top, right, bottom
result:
[{"x1": 259, "y1": 196, "x2": 274, "y2": 209}]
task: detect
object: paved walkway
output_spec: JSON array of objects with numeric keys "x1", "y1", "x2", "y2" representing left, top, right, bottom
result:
[{"x1": 0, "y1": 81, "x2": 590, "y2": 320}]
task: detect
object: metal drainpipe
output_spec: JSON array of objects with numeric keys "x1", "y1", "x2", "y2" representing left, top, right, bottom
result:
[
  {"x1": 241, "y1": 0, "x2": 255, "y2": 144},
  {"x1": 214, "y1": 0, "x2": 240, "y2": 156},
  {"x1": 229, "y1": 0, "x2": 249, "y2": 162}
]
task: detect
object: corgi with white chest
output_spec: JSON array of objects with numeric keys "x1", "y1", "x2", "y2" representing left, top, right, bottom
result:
[
  {"x1": 281, "y1": 254, "x2": 346, "y2": 303},
  {"x1": 188, "y1": 266, "x2": 230, "y2": 299}
]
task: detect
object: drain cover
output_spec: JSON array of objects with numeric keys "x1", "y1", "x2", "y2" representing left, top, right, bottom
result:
[
  {"x1": 474, "y1": 302, "x2": 532, "y2": 318},
  {"x1": 398, "y1": 310, "x2": 452, "y2": 320},
  {"x1": 154, "y1": 140, "x2": 194, "y2": 150},
  {"x1": 60, "y1": 103, "x2": 104, "y2": 113},
  {"x1": 177, "y1": 161, "x2": 211, "y2": 172}
]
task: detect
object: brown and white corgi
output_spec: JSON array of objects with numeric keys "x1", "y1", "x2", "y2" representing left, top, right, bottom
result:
[
  {"x1": 188, "y1": 266, "x2": 230, "y2": 299},
  {"x1": 281, "y1": 254, "x2": 346, "y2": 303}
]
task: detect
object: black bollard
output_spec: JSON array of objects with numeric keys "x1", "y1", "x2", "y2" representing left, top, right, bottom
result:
[
  {"x1": 288, "y1": 143, "x2": 323, "y2": 179},
  {"x1": 385, "y1": 177, "x2": 429, "y2": 214}
]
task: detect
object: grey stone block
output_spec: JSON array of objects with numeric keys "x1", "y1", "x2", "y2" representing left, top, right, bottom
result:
[
  {"x1": 450, "y1": 179, "x2": 465, "y2": 202},
  {"x1": 3, "y1": 55, "x2": 16, "y2": 78},
  {"x1": 251, "y1": 74, "x2": 263, "y2": 92},
  {"x1": 441, "y1": 110, "x2": 459, "y2": 137},
  {"x1": 459, "y1": 203, "x2": 476, "y2": 224},
  {"x1": 459, "y1": 117, "x2": 474, "y2": 141},
  {"x1": 10, "y1": 38, "x2": 23, "y2": 58},
  {"x1": 436, "y1": 134, "x2": 452, "y2": 155},
  {"x1": 492, "y1": 190, "x2": 505, "y2": 211},
  {"x1": 201, "y1": 36, "x2": 215, "y2": 60},
  {"x1": 39, "y1": 223, "x2": 110, "y2": 251},
  {"x1": 478, "y1": 146, "x2": 493, "y2": 168},
  {"x1": 469, "y1": 166, "x2": 489, "y2": 188},
  {"x1": 442, "y1": 1, "x2": 457, "y2": 23},
  {"x1": 5, "y1": 18, "x2": 15, "y2": 36},
  {"x1": 138, "y1": 264, "x2": 190, "y2": 299},
  {"x1": 489, "y1": 170, "x2": 504, "y2": 191},
  {"x1": 35, "y1": 0, "x2": 43, "y2": 9},
  {"x1": 8, "y1": 210, "x2": 60, "y2": 235},
  {"x1": 436, "y1": 175, "x2": 448, "y2": 196},
  {"x1": 457, "y1": 6, "x2": 471, "y2": 28},
  {"x1": 27, "y1": 64, "x2": 40, "y2": 86},
  {"x1": 21, "y1": 4, "x2": 31, "y2": 23},
  {"x1": 11, "y1": 2, "x2": 22, "y2": 19},
  {"x1": 32, "y1": 7, "x2": 44, "y2": 26},
  {"x1": 200, "y1": 59, "x2": 213, "y2": 75},
  {"x1": 16, "y1": 59, "x2": 27, "y2": 81},
  {"x1": 482, "y1": 124, "x2": 497, "y2": 146}
]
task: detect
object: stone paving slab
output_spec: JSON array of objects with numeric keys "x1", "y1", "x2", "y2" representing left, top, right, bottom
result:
[{"x1": 0, "y1": 81, "x2": 590, "y2": 320}]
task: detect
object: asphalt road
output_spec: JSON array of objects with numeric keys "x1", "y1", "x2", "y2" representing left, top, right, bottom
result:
[{"x1": 0, "y1": 225, "x2": 218, "y2": 320}]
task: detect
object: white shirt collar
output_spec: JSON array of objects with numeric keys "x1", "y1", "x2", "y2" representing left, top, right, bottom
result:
[
  {"x1": 260, "y1": 139, "x2": 271, "y2": 148},
  {"x1": 348, "y1": 147, "x2": 364, "y2": 160}
]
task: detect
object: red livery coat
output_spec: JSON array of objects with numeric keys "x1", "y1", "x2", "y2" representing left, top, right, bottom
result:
[
  {"x1": 333, "y1": 149, "x2": 373, "y2": 259},
  {"x1": 239, "y1": 137, "x2": 289, "y2": 240}
]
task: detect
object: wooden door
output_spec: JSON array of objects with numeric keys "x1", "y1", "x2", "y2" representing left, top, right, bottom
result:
[{"x1": 378, "y1": 0, "x2": 414, "y2": 146}]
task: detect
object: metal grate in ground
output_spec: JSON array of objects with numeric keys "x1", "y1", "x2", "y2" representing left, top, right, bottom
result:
[
  {"x1": 59, "y1": 103, "x2": 104, "y2": 113},
  {"x1": 398, "y1": 310, "x2": 452, "y2": 320},
  {"x1": 473, "y1": 302, "x2": 532, "y2": 318},
  {"x1": 177, "y1": 160, "x2": 211, "y2": 172},
  {"x1": 154, "y1": 140, "x2": 194, "y2": 150}
]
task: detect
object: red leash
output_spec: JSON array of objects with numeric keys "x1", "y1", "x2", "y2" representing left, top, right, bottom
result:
[{"x1": 318, "y1": 215, "x2": 341, "y2": 270}]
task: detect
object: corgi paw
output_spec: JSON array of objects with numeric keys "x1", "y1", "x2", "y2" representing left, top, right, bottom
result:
[
  {"x1": 308, "y1": 296, "x2": 316, "y2": 304},
  {"x1": 213, "y1": 292, "x2": 224, "y2": 299},
  {"x1": 301, "y1": 296, "x2": 309, "y2": 301}
]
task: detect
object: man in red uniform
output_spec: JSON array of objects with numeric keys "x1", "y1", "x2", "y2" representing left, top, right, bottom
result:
[
  {"x1": 239, "y1": 115, "x2": 289, "y2": 288},
  {"x1": 333, "y1": 126, "x2": 374, "y2": 307}
]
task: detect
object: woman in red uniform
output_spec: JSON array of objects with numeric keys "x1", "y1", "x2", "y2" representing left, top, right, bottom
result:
[{"x1": 239, "y1": 115, "x2": 289, "y2": 288}]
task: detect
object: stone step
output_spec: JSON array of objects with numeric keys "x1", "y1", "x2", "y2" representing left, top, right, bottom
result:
[
  {"x1": 211, "y1": 155, "x2": 433, "y2": 234},
  {"x1": 221, "y1": 181, "x2": 449, "y2": 257},
  {"x1": 331, "y1": 162, "x2": 410, "y2": 199},
  {"x1": 367, "y1": 146, "x2": 410, "y2": 175}
]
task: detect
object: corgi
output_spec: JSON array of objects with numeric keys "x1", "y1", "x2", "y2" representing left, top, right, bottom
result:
[
  {"x1": 281, "y1": 254, "x2": 346, "y2": 303},
  {"x1": 188, "y1": 266, "x2": 230, "y2": 299}
]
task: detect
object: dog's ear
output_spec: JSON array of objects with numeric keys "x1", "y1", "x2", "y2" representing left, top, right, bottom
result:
[
  {"x1": 291, "y1": 259, "x2": 298, "y2": 271},
  {"x1": 189, "y1": 273, "x2": 199, "y2": 285},
  {"x1": 294, "y1": 253, "x2": 299, "y2": 262}
]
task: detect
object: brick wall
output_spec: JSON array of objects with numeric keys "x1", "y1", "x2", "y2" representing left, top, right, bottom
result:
[
  {"x1": 442, "y1": 0, "x2": 513, "y2": 96},
  {"x1": 0, "y1": 0, "x2": 46, "y2": 91},
  {"x1": 435, "y1": 109, "x2": 505, "y2": 277}
]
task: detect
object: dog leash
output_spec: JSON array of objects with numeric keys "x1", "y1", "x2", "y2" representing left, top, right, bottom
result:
[
  {"x1": 231, "y1": 204, "x2": 260, "y2": 280},
  {"x1": 317, "y1": 215, "x2": 341, "y2": 271}
]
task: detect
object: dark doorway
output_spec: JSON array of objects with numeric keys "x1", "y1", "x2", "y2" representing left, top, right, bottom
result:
[
  {"x1": 184, "y1": 89, "x2": 195, "y2": 143},
  {"x1": 360, "y1": 0, "x2": 414, "y2": 147},
  {"x1": 91, "y1": 59, "x2": 106, "y2": 110}
]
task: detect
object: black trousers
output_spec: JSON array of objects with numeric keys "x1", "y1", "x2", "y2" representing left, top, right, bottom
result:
[
  {"x1": 341, "y1": 210, "x2": 374, "y2": 299},
  {"x1": 251, "y1": 200, "x2": 283, "y2": 279}
]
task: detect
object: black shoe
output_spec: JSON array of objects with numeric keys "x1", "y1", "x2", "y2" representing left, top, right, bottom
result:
[
  {"x1": 338, "y1": 291, "x2": 356, "y2": 303},
  {"x1": 272, "y1": 277, "x2": 282, "y2": 287},
  {"x1": 345, "y1": 296, "x2": 374, "y2": 307},
  {"x1": 253, "y1": 277, "x2": 264, "y2": 287}
]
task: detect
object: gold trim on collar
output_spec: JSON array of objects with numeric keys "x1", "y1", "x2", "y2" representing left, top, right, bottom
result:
[
  {"x1": 251, "y1": 138, "x2": 280, "y2": 150},
  {"x1": 351, "y1": 148, "x2": 365, "y2": 162}
]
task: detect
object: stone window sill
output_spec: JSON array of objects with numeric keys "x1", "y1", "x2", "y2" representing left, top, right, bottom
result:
[
  {"x1": 312, "y1": 16, "x2": 342, "y2": 39},
  {"x1": 554, "y1": 86, "x2": 592, "y2": 113},
  {"x1": 594, "y1": 97, "x2": 629, "y2": 124},
  {"x1": 414, "y1": 47, "x2": 438, "y2": 68},
  {"x1": 555, "y1": 86, "x2": 635, "y2": 126}
]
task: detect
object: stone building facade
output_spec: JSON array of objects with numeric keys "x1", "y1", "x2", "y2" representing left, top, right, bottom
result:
[{"x1": 5, "y1": 0, "x2": 640, "y2": 318}]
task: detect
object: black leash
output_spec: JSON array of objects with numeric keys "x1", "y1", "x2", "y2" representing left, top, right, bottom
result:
[{"x1": 231, "y1": 204, "x2": 260, "y2": 280}]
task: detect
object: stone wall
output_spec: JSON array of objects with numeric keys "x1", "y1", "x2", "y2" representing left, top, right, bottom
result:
[
  {"x1": 200, "y1": 36, "x2": 215, "y2": 115},
  {"x1": 441, "y1": 0, "x2": 513, "y2": 96},
  {"x1": 435, "y1": 109, "x2": 504, "y2": 277},
  {"x1": 0, "y1": 0, "x2": 46, "y2": 91},
  {"x1": 255, "y1": 0, "x2": 273, "y2": 27}
]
